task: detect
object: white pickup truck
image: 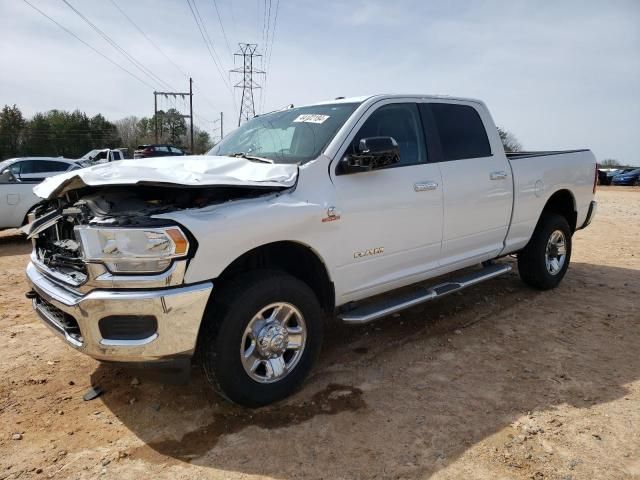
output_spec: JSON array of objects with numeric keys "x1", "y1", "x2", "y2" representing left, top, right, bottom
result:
[{"x1": 24, "y1": 94, "x2": 597, "y2": 406}]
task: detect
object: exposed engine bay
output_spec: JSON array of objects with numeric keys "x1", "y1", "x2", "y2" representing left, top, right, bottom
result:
[{"x1": 26, "y1": 184, "x2": 289, "y2": 284}]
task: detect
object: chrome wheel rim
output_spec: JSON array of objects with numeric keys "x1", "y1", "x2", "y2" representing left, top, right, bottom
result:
[
  {"x1": 240, "y1": 302, "x2": 307, "y2": 384},
  {"x1": 545, "y1": 229, "x2": 567, "y2": 275}
]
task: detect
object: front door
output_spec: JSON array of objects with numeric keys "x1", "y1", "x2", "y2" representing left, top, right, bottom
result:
[{"x1": 329, "y1": 101, "x2": 443, "y2": 304}]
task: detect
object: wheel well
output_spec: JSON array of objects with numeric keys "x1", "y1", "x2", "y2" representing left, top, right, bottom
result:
[
  {"x1": 216, "y1": 241, "x2": 335, "y2": 315},
  {"x1": 541, "y1": 190, "x2": 577, "y2": 232}
]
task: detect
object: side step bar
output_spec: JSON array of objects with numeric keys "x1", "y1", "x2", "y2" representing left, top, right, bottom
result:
[{"x1": 339, "y1": 263, "x2": 512, "y2": 324}]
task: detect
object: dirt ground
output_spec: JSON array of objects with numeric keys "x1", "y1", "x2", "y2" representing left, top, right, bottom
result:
[{"x1": 0, "y1": 186, "x2": 638, "y2": 480}]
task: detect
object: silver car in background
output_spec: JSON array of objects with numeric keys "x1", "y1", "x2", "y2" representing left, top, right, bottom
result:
[{"x1": 0, "y1": 157, "x2": 80, "y2": 230}]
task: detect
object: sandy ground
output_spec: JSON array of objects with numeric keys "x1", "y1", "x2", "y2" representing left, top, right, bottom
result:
[{"x1": 0, "y1": 186, "x2": 638, "y2": 480}]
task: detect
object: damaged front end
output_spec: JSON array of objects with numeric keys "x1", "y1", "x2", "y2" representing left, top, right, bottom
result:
[
  {"x1": 26, "y1": 184, "x2": 286, "y2": 280},
  {"x1": 24, "y1": 182, "x2": 287, "y2": 365}
]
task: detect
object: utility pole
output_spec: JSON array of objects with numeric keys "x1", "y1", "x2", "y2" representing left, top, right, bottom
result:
[
  {"x1": 231, "y1": 43, "x2": 264, "y2": 126},
  {"x1": 220, "y1": 111, "x2": 224, "y2": 139},
  {"x1": 154, "y1": 93, "x2": 158, "y2": 143},
  {"x1": 189, "y1": 77, "x2": 194, "y2": 153},
  {"x1": 153, "y1": 78, "x2": 194, "y2": 151}
]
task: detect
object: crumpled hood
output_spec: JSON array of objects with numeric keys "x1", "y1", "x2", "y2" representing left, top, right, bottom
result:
[{"x1": 33, "y1": 155, "x2": 298, "y2": 199}]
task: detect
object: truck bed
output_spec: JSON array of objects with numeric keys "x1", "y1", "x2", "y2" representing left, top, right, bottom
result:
[{"x1": 506, "y1": 149, "x2": 590, "y2": 160}]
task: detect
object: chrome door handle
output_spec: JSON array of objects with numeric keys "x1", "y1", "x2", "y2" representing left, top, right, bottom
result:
[
  {"x1": 490, "y1": 171, "x2": 508, "y2": 180},
  {"x1": 414, "y1": 181, "x2": 438, "y2": 192}
]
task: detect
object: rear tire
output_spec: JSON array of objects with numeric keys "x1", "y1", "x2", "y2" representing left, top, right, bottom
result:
[
  {"x1": 517, "y1": 213, "x2": 572, "y2": 290},
  {"x1": 200, "y1": 270, "x2": 324, "y2": 407}
]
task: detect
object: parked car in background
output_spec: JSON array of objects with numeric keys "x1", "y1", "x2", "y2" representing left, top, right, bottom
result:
[
  {"x1": 611, "y1": 168, "x2": 640, "y2": 186},
  {"x1": 0, "y1": 157, "x2": 80, "y2": 229},
  {"x1": 133, "y1": 144, "x2": 187, "y2": 158},
  {"x1": 78, "y1": 148, "x2": 126, "y2": 166},
  {"x1": 597, "y1": 169, "x2": 614, "y2": 185}
]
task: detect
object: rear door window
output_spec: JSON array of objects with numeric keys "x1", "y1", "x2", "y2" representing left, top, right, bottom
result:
[
  {"x1": 33, "y1": 160, "x2": 70, "y2": 173},
  {"x1": 423, "y1": 103, "x2": 491, "y2": 161}
]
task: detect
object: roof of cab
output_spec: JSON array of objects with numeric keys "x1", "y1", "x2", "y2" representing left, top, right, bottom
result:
[{"x1": 309, "y1": 93, "x2": 484, "y2": 106}]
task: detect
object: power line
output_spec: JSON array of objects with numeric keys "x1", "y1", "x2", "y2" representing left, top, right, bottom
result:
[
  {"x1": 185, "y1": 0, "x2": 232, "y2": 94},
  {"x1": 20, "y1": 0, "x2": 154, "y2": 90},
  {"x1": 261, "y1": 0, "x2": 279, "y2": 112},
  {"x1": 108, "y1": 0, "x2": 188, "y2": 79},
  {"x1": 210, "y1": 0, "x2": 234, "y2": 61},
  {"x1": 60, "y1": 0, "x2": 176, "y2": 92},
  {"x1": 107, "y1": 0, "x2": 221, "y2": 117}
]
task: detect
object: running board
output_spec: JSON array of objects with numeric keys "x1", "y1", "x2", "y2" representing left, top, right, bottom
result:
[{"x1": 339, "y1": 263, "x2": 512, "y2": 324}]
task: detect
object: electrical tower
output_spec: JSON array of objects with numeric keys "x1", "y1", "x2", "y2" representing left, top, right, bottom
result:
[{"x1": 231, "y1": 43, "x2": 264, "y2": 126}]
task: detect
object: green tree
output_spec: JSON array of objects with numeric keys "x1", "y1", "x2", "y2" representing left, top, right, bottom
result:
[
  {"x1": 600, "y1": 158, "x2": 620, "y2": 167},
  {"x1": 191, "y1": 127, "x2": 212, "y2": 154},
  {"x1": 0, "y1": 105, "x2": 26, "y2": 159},
  {"x1": 22, "y1": 112, "x2": 52, "y2": 156},
  {"x1": 136, "y1": 117, "x2": 155, "y2": 145},
  {"x1": 163, "y1": 108, "x2": 187, "y2": 145},
  {"x1": 497, "y1": 127, "x2": 523, "y2": 153}
]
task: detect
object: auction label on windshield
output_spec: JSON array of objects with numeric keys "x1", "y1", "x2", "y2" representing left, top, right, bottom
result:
[{"x1": 293, "y1": 114, "x2": 330, "y2": 124}]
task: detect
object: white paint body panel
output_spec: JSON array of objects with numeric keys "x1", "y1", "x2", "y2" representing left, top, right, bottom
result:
[
  {"x1": 30, "y1": 95, "x2": 596, "y2": 307},
  {"x1": 33, "y1": 155, "x2": 298, "y2": 199},
  {"x1": 161, "y1": 95, "x2": 596, "y2": 307}
]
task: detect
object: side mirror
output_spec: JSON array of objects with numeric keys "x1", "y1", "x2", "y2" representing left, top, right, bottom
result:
[
  {"x1": 339, "y1": 136, "x2": 400, "y2": 174},
  {"x1": 0, "y1": 170, "x2": 16, "y2": 183}
]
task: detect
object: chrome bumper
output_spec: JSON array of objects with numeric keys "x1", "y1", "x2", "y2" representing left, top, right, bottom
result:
[{"x1": 26, "y1": 262, "x2": 213, "y2": 362}]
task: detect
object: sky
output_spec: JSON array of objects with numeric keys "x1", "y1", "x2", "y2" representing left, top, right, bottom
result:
[{"x1": 1, "y1": 0, "x2": 639, "y2": 163}]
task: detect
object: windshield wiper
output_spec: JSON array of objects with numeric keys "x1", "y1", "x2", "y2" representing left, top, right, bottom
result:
[{"x1": 227, "y1": 152, "x2": 274, "y2": 164}]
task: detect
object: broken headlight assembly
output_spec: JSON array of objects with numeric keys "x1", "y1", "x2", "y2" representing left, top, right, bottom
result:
[{"x1": 75, "y1": 226, "x2": 190, "y2": 274}]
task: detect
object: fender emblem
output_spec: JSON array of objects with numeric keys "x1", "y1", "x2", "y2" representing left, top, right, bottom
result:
[
  {"x1": 354, "y1": 247, "x2": 384, "y2": 258},
  {"x1": 322, "y1": 206, "x2": 341, "y2": 223}
]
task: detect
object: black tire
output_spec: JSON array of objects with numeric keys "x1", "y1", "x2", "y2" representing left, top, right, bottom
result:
[
  {"x1": 517, "y1": 213, "x2": 572, "y2": 290},
  {"x1": 200, "y1": 270, "x2": 324, "y2": 407}
]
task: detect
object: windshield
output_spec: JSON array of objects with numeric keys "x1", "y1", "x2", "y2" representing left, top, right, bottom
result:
[
  {"x1": 208, "y1": 103, "x2": 359, "y2": 164},
  {"x1": 80, "y1": 149, "x2": 101, "y2": 160}
]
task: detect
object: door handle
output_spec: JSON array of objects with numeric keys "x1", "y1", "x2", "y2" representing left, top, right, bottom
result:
[
  {"x1": 490, "y1": 171, "x2": 508, "y2": 180},
  {"x1": 414, "y1": 181, "x2": 438, "y2": 192}
]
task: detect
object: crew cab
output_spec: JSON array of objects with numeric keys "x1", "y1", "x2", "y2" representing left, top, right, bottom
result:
[{"x1": 24, "y1": 95, "x2": 598, "y2": 407}]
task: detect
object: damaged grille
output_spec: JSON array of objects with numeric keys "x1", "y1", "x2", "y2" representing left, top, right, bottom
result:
[{"x1": 34, "y1": 214, "x2": 88, "y2": 285}]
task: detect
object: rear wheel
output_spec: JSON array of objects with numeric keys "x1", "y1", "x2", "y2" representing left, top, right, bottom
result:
[
  {"x1": 200, "y1": 270, "x2": 324, "y2": 407},
  {"x1": 517, "y1": 213, "x2": 572, "y2": 290}
]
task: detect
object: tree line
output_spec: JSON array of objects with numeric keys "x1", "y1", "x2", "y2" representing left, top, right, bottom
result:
[{"x1": 0, "y1": 104, "x2": 212, "y2": 161}]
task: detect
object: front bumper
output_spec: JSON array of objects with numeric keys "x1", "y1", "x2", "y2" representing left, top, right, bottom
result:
[{"x1": 26, "y1": 262, "x2": 212, "y2": 363}]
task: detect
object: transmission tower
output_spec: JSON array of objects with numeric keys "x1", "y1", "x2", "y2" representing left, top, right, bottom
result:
[{"x1": 231, "y1": 43, "x2": 264, "y2": 126}]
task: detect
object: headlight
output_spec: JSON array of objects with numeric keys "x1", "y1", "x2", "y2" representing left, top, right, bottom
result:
[{"x1": 75, "y1": 226, "x2": 190, "y2": 273}]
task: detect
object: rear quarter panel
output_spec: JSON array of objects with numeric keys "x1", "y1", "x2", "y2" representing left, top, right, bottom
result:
[{"x1": 504, "y1": 151, "x2": 596, "y2": 253}]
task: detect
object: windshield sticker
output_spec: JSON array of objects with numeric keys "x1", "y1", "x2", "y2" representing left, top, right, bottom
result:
[{"x1": 293, "y1": 114, "x2": 330, "y2": 124}]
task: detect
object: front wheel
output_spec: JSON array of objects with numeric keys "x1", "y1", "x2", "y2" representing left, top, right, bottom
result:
[
  {"x1": 200, "y1": 271, "x2": 324, "y2": 407},
  {"x1": 517, "y1": 213, "x2": 572, "y2": 290}
]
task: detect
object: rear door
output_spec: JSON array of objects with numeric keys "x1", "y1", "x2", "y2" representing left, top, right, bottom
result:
[{"x1": 419, "y1": 101, "x2": 512, "y2": 267}]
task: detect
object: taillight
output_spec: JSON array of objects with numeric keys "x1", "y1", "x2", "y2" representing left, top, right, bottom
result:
[
  {"x1": 593, "y1": 163, "x2": 598, "y2": 194},
  {"x1": 143, "y1": 147, "x2": 154, "y2": 154}
]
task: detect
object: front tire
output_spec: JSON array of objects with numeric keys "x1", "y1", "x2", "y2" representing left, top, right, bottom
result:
[
  {"x1": 200, "y1": 270, "x2": 324, "y2": 407},
  {"x1": 517, "y1": 213, "x2": 572, "y2": 290}
]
